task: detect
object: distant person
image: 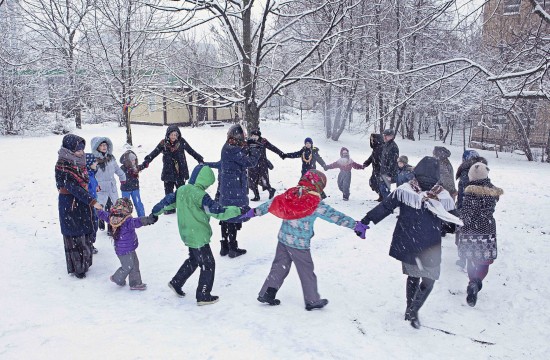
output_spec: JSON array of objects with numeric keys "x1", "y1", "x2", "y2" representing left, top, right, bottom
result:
[
  {"x1": 457, "y1": 162, "x2": 502, "y2": 307},
  {"x1": 363, "y1": 134, "x2": 384, "y2": 201},
  {"x1": 119, "y1": 150, "x2": 146, "y2": 217},
  {"x1": 247, "y1": 129, "x2": 285, "y2": 201},
  {"x1": 433, "y1": 146, "x2": 457, "y2": 200},
  {"x1": 378, "y1": 129, "x2": 399, "y2": 199},
  {"x1": 396, "y1": 155, "x2": 414, "y2": 186},
  {"x1": 55, "y1": 134, "x2": 103, "y2": 279},
  {"x1": 281, "y1": 137, "x2": 327, "y2": 177},
  {"x1": 325, "y1": 147, "x2": 364, "y2": 201},
  {"x1": 141, "y1": 125, "x2": 204, "y2": 214}
]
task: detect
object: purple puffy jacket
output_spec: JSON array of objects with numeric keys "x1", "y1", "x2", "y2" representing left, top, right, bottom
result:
[{"x1": 97, "y1": 210, "x2": 148, "y2": 256}]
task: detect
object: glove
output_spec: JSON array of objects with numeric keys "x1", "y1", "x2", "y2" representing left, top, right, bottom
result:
[
  {"x1": 353, "y1": 221, "x2": 369, "y2": 239},
  {"x1": 141, "y1": 162, "x2": 149, "y2": 169},
  {"x1": 239, "y1": 208, "x2": 256, "y2": 220},
  {"x1": 149, "y1": 214, "x2": 159, "y2": 224},
  {"x1": 279, "y1": 153, "x2": 286, "y2": 160}
]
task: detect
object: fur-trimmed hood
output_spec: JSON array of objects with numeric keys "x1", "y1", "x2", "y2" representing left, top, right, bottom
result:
[
  {"x1": 91, "y1": 137, "x2": 114, "y2": 157},
  {"x1": 465, "y1": 184, "x2": 503, "y2": 197}
]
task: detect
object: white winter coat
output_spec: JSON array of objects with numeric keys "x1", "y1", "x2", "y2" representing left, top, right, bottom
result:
[{"x1": 91, "y1": 137, "x2": 126, "y2": 206}]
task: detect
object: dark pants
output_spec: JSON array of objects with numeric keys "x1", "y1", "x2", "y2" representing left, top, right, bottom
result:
[
  {"x1": 171, "y1": 244, "x2": 216, "y2": 301},
  {"x1": 98, "y1": 197, "x2": 113, "y2": 232},
  {"x1": 63, "y1": 234, "x2": 93, "y2": 275},
  {"x1": 337, "y1": 171, "x2": 352, "y2": 199},
  {"x1": 164, "y1": 180, "x2": 185, "y2": 195},
  {"x1": 378, "y1": 176, "x2": 391, "y2": 199},
  {"x1": 220, "y1": 221, "x2": 242, "y2": 248}
]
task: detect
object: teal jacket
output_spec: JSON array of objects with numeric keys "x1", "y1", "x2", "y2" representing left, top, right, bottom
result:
[{"x1": 255, "y1": 200, "x2": 356, "y2": 249}]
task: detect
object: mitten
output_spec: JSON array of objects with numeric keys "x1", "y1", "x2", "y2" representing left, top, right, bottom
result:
[
  {"x1": 150, "y1": 214, "x2": 159, "y2": 224},
  {"x1": 353, "y1": 221, "x2": 369, "y2": 239},
  {"x1": 279, "y1": 153, "x2": 286, "y2": 160},
  {"x1": 240, "y1": 208, "x2": 256, "y2": 220},
  {"x1": 141, "y1": 162, "x2": 149, "y2": 169}
]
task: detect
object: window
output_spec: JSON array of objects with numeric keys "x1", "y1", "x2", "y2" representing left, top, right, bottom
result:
[
  {"x1": 148, "y1": 95, "x2": 157, "y2": 112},
  {"x1": 503, "y1": 0, "x2": 521, "y2": 15}
]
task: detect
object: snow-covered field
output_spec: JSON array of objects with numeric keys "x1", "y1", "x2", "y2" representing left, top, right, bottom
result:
[{"x1": 1, "y1": 115, "x2": 549, "y2": 359}]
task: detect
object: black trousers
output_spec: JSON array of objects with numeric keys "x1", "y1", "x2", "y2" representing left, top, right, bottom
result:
[
  {"x1": 164, "y1": 180, "x2": 185, "y2": 195},
  {"x1": 171, "y1": 244, "x2": 216, "y2": 301}
]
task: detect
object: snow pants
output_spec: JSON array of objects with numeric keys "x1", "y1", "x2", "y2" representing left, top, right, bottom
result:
[
  {"x1": 171, "y1": 244, "x2": 216, "y2": 301},
  {"x1": 260, "y1": 242, "x2": 321, "y2": 305},
  {"x1": 63, "y1": 234, "x2": 93, "y2": 276},
  {"x1": 112, "y1": 251, "x2": 142, "y2": 287},
  {"x1": 337, "y1": 170, "x2": 352, "y2": 199}
]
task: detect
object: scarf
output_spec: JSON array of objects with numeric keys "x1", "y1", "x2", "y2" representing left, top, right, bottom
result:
[
  {"x1": 393, "y1": 179, "x2": 463, "y2": 225},
  {"x1": 96, "y1": 152, "x2": 114, "y2": 171},
  {"x1": 268, "y1": 185, "x2": 321, "y2": 220},
  {"x1": 56, "y1": 147, "x2": 89, "y2": 190},
  {"x1": 109, "y1": 198, "x2": 134, "y2": 240}
]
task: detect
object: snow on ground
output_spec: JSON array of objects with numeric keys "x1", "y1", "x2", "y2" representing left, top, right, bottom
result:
[{"x1": 1, "y1": 115, "x2": 550, "y2": 359}]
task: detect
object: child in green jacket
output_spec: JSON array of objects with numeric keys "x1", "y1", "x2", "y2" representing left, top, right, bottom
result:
[{"x1": 152, "y1": 165, "x2": 243, "y2": 305}]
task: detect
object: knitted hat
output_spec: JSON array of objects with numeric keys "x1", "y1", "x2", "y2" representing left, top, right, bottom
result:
[
  {"x1": 383, "y1": 129, "x2": 395, "y2": 136},
  {"x1": 85, "y1": 153, "x2": 97, "y2": 169},
  {"x1": 398, "y1": 155, "x2": 408, "y2": 164},
  {"x1": 468, "y1": 162, "x2": 489, "y2": 181},
  {"x1": 462, "y1": 149, "x2": 480, "y2": 162},
  {"x1": 304, "y1": 137, "x2": 313, "y2": 145},
  {"x1": 413, "y1": 156, "x2": 440, "y2": 191},
  {"x1": 300, "y1": 169, "x2": 327, "y2": 194}
]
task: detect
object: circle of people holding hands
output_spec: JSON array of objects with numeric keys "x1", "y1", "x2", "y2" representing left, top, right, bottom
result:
[{"x1": 55, "y1": 124, "x2": 502, "y2": 329}]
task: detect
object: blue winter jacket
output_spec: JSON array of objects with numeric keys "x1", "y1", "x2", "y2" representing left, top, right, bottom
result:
[{"x1": 255, "y1": 199, "x2": 356, "y2": 250}]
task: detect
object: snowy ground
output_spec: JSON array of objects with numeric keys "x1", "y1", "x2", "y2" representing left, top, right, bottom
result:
[{"x1": 1, "y1": 114, "x2": 550, "y2": 359}]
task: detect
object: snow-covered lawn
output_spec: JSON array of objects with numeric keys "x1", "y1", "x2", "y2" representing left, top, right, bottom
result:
[{"x1": 1, "y1": 118, "x2": 549, "y2": 359}]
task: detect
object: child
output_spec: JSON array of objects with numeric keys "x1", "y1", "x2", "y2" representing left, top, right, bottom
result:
[
  {"x1": 281, "y1": 137, "x2": 327, "y2": 177},
  {"x1": 120, "y1": 150, "x2": 146, "y2": 217},
  {"x1": 97, "y1": 198, "x2": 157, "y2": 290},
  {"x1": 152, "y1": 165, "x2": 243, "y2": 305},
  {"x1": 241, "y1": 169, "x2": 368, "y2": 311},
  {"x1": 325, "y1": 147, "x2": 364, "y2": 200},
  {"x1": 396, "y1": 155, "x2": 414, "y2": 186},
  {"x1": 359, "y1": 157, "x2": 462, "y2": 329},
  {"x1": 91, "y1": 137, "x2": 126, "y2": 235},
  {"x1": 247, "y1": 129, "x2": 284, "y2": 201},
  {"x1": 86, "y1": 153, "x2": 99, "y2": 254},
  {"x1": 142, "y1": 125, "x2": 203, "y2": 214},
  {"x1": 457, "y1": 162, "x2": 503, "y2": 307}
]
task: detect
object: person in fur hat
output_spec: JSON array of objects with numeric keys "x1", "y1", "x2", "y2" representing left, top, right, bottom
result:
[
  {"x1": 325, "y1": 147, "x2": 364, "y2": 200},
  {"x1": 97, "y1": 198, "x2": 158, "y2": 290},
  {"x1": 359, "y1": 156, "x2": 462, "y2": 329},
  {"x1": 247, "y1": 128, "x2": 285, "y2": 201},
  {"x1": 240, "y1": 169, "x2": 368, "y2": 311},
  {"x1": 120, "y1": 150, "x2": 146, "y2": 217},
  {"x1": 91, "y1": 136, "x2": 126, "y2": 236},
  {"x1": 56, "y1": 134, "x2": 103, "y2": 279},
  {"x1": 363, "y1": 134, "x2": 384, "y2": 201},
  {"x1": 457, "y1": 162, "x2": 503, "y2": 307},
  {"x1": 281, "y1": 137, "x2": 327, "y2": 177}
]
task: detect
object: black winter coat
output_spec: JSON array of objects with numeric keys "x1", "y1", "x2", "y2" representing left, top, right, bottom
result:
[
  {"x1": 380, "y1": 139, "x2": 399, "y2": 182},
  {"x1": 286, "y1": 146, "x2": 327, "y2": 176},
  {"x1": 143, "y1": 125, "x2": 203, "y2": 183},
  {"x1": 248, "y1": 137, "x2": 284, "y2": 186}
]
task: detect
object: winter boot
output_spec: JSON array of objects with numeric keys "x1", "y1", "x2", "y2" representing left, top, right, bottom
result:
[
  {"x1": 197, "y1": 295, "x2": 219, "y2": 306},
  {"x1": 375, "y1": 194, "x2": 383, "y2": 202},
  {"x1": 258, "y1": 287, "x2": 281, "y2": 306},
  {"x1": 404, "y1": 277, "x2": 420, "y2": 320},
  {"x1": 305, "y1": 298, "x2": 329, "y2": 311},
  {"x1": 407, "y1": 281, "x2": 434, "y2": 329},
  {"x1": 130, "y1": 283, "x2": 147, "y2": 291},
  {"x1": 168, "y1": 280, "x2": 186, "y2": 297},
  {"x1": 251, "y1": 188, "x2": 260, "y2": 202},
  {"x1": 228, "y1": 240, "x2": 247, "y2": 258},
  {"x1": 466, "y1": 279, "x2": 482, "y2": 307},
  {"x1": 268, "y1": 187, "x2": 276, "y2": 199},
  {"x1": 220, "y1": 240, "x2": 229, "y2": 256}
]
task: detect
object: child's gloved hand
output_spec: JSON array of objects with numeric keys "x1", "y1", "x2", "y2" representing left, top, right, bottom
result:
[
  {"x1": 240, "y1": 208, "x2": 256, "y2": 220},
  {"x1": 150, "y1": 214, "x2": 159, "y2": 224},
  {"x1": 353, "y1": 221, "x2": 369, "y2": 239}
]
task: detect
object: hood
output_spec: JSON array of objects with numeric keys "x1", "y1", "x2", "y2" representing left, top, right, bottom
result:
[
  {"x1": 120, "y1": 150, "x2": 138, "y2": 166},
  {"x1": 188, "y1": 165, "x2": 215, "y2": 190},
  {"x1": 91, "y1": 137, "x2": 114, "y2": 157},
  {"x1": 165, "y1": 125, "x2": 182, "y2": 141},
  {"x1": 340, "y1": 147, "x2": 349, "y2": 157},
  {"x1": 462, "y1": 149, "x2": 480, "y2": 162},
  {"x1": 413, "y1": 156, "x2": 440, "y2": 191},
  {"x1": 433, "y1": 146, "x2": 451, "y2": 160},
  {"x1": 370, "y1": 134, "x2": 383, "y2": 148},
  {"x1": 62, "y1": 134, "x2": 86, "y2": 152}
]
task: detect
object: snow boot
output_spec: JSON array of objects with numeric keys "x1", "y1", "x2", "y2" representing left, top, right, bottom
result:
[
  {"x1": 268, "y1": 188, "x2": 276, "y2": 199},
  {"x1": 407, "y1": 281, "x2": 434, "y2": 329},
  {"x1": 228, "y1": 240, "x2": 247, "y2": 258},
  {"x1": 466, "y1": 279, "x2": 482, "y2": 307},
  {"x1": 258, "y1": 287, "x2": 281, "y2": 306},
  {"x1": 305, "y1": 299, "x2": 329, "y2": 311},
  {"x1": 168, "y1": 280, "x2": 186, "y2": 297},
  {"x1": 197, "y1": 295, "x2": 219, "y2": 306},
  {"x1": 75, "y1": 272, "x2": 86, "y2": 279},
  {"x1": 404, "y1": 277, "x2": 420, "y2": 321},
  {"x1": 130, "y1": 283, "x2": 147, "y2": 291},
  {"x1": 251, "y1": 188, "x2": 260, "y2": 202},
  {"x1": 220, "y1": 240, "x2": 229, "y2": 256}
]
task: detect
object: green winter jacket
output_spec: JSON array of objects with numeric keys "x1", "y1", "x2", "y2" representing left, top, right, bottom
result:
[{"x1": 152, "y1": 165, "x2": 241, "y2": 248}]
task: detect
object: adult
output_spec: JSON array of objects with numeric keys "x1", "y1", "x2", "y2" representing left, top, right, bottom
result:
[
  {"x1": 282, "y1": 137, "x2": 327, "y2": 177},
  {"x1": 141, "y1": 125, "x2": 204, "y2": 214},
  {"x1": 55, "y1": 134, "x2": 102, "y2": 279},
  {"x1": 359, "y1": 157, "x2": 461, "y2": 329},
  {"x1": 212, "y1": 124, "x2": 260, "y2": 258},
  {"x1": 247, "y1": 129, "x2": 285, "y2": 201},
  {"x1": 378, "y1": 129, "x2": 399, "y2": 199},
  {"x1": 362, "y1": 134, "x2": 384, "y2": 201},
  {"x1": 433, "y1": 146, "x2": 457, "y2": 200}
]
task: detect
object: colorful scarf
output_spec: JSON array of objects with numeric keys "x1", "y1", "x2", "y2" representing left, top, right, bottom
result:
[
  {"x1": 56, "y1": 147, "x2": 89, "y2": 190},
  {"x1": 109, "y1": 198, "x2": 134, "y2": 240}
]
